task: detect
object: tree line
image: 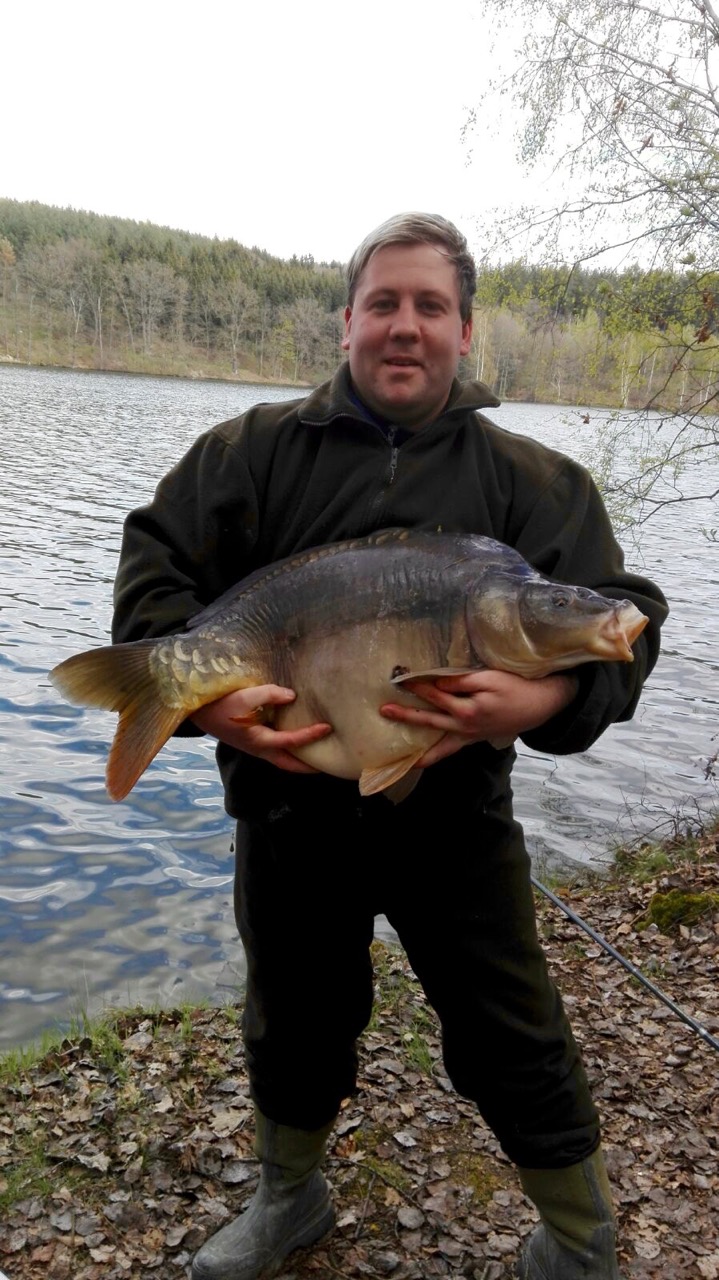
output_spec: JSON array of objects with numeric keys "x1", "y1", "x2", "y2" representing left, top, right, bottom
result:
[
  {"x1": 0, "y1": 198, "x2": 716, "y2": 412},
  {"x1": 0, "y1": 199, "x2": 346, "y2": 384}
]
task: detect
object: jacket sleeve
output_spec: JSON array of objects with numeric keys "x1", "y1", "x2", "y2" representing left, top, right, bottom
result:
[
  {"x1": 510, "y1": 455, "x2": 668, "y2": 757},
  {"x1": 111, "y1": 425, "x2": 260, "y2": 736}
]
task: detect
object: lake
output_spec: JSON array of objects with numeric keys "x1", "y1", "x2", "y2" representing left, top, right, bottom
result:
[{"x1": 1, "y1": 363, "x2": 717, "y2": 1051}]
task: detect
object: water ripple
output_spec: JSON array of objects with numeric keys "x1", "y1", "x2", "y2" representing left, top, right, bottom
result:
[{"x1": 1, "y1": 365, "x2": 717, "y2": 1051}]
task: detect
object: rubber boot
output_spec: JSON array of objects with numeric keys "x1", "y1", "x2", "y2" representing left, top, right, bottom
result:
[
  {"x1": 516, "y1": 1147, "x2": 621, "y2": 1279},
  {"x1": 191, "y1": 1109, "x2": 336, "y2": 1280}
]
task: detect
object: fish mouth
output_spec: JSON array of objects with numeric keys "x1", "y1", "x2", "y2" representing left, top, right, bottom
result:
[{"x1": 594, "y1": 603, "x2": 648, "y2": 660}]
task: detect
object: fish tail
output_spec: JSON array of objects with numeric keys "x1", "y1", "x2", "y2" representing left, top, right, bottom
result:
[{"x1": 50, "y1": 641, "x2": 187, "y2": 801}]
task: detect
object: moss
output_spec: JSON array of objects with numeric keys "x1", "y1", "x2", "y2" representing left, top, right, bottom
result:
[
  {"x1": 447, "y1": 1148, "x2": 507, "y2": 1207},
  {"x1": 361, "y1": 1154, "x2": 412, "y2": 1192},
  {"x1": 638, "y1": 888, "x2": 719, "y2": 933},
  {"x1": 339, "y1": 1123, "x2": 413, "y2": 1202}
]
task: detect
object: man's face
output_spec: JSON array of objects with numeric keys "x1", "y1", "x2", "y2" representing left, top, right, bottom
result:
[{"x1": 342, "y1": 243, "x2": 472, "y2": 430}]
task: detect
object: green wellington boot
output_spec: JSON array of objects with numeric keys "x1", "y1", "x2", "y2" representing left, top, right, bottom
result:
[
  {"x1": 191, "y1": 1110, "x2": 336, "y2": 1280},
  {"x1": 516, "y1": 1148, "x2": 621, "y2": 1279}
]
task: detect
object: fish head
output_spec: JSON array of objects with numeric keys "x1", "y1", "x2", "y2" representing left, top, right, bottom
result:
[{"x1": 467, "y1": 574, "x2": 649, "y2": 678}]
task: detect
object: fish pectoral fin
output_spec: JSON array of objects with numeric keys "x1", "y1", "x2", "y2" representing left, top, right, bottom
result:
[
  {"x1": 390, "y1": 665, "x2": 483, "y2": 685},
  {"x1": 359, "y1": 751, "x2": 426, "y2": 798},
  {"x1": 229, "y1": 705, "x2": 270, "y2": 726},
  {"x1": 50, "y1": 641, "x2": 187, "y2": 801}
]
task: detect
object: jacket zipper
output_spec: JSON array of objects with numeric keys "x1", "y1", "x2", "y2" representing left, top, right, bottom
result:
[
  {"x1": 367, "y1": 429, "x2": 400, "y2": 521},
  {"x1": 387, "y1": 430, "x2": 399, "y2": 486}
]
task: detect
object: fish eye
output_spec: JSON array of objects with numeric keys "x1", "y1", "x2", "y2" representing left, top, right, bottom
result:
[{"x1": 551, "y1": 589, "x2": 570, "y2": 608}]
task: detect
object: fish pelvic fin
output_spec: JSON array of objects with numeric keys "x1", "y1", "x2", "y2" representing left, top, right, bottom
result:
[
  {"x1": 50, "y1": 641, "x2": 187, "y2": 801},
  {"x1": 359, "y1": 751, "x2": 426, "y2": 800}
]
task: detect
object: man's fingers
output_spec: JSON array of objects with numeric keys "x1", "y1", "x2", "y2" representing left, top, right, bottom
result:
[
  {"x1": 416, "y1": 733, "x2": 466, "y2": 767},
  {"x1": 262, "y1": 750, "x2": 323, "y2": 774},
  {"x1": 268, "y1": 722, "x2": 333, "y2": 748},
  {"x1": 226, "y1": 684, "x2": 295, "y2": 712},
  {"x1": 399, "y1": 680, "x2": 447, "y2": 707},
  {"x1": 380, "y1": 702, "x2": 453, "y2": 731}
]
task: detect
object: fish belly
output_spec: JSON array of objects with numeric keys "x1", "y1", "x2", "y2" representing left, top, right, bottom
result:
[{"x1": 277, "y1": 618, "x2": 463, "y2": 779}]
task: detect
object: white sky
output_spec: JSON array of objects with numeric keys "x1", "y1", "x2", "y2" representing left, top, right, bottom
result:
[{"x1": 2, "y1": 0, "x2": 531, "y2": 265}]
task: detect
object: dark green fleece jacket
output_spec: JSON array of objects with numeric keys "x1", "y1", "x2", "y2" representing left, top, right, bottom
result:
[{"x1": 112, "y1": 364, "x2": 667, "y2": 820}]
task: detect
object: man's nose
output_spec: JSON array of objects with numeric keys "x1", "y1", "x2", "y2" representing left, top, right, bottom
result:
[{"x1": 389, "y1": 302, "x2": 420, "y2": 338}]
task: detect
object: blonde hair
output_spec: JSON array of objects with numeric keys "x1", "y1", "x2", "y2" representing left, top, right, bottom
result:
[{"x1": 346, "y1": 212, "x2": 476, "y2": 322}]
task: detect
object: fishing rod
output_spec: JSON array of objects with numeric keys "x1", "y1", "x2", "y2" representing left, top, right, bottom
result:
[{"x1": 531, "y1": 875, "x2": 719, "y2": 1055}]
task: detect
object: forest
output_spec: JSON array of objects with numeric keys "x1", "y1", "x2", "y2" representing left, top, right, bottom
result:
[{"x1": 0, "y1": 197, "x2": 717, "y2": 411}]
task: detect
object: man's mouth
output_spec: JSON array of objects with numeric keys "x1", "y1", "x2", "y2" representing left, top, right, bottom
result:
[{"x1": 385, "y1": 356, "x2": 421, "y2": 367}]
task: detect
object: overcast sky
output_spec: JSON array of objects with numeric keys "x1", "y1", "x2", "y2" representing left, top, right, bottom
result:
[{"x1": 3, "y1": 0, "x2": 533, "y2": 264}]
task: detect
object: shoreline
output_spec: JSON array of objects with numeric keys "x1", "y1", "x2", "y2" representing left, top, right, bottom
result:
[
  {"x1": 2, "y1": 822, "x2": 717, "y2": 1278},
  {"x1": 0, "y1": 353, "x2": 311, "y2": 392}
]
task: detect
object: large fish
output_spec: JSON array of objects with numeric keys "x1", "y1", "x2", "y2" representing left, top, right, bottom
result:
[{"x1": 50, "y1": 528, "x2": 648, "y2": 802}]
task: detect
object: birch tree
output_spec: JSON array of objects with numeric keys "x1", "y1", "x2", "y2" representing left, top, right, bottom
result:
[{"x1": 467, "y1": 0, "x2": 719, "y2": 524}]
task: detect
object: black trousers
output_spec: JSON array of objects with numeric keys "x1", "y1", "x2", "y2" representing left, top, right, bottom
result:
[{"x1": 232, "y1": 779, "x2": 600, "y2": 1170}]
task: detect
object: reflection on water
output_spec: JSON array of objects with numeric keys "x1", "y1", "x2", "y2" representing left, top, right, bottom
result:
[{"x1": 1, "y1": 364, "x2": 717, "y2": 1050}]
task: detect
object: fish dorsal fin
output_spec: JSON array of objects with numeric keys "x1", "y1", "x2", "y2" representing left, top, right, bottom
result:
[
  {"x1": 359, "y1": 750, "x2": 426, "y2": 798},
  {"x1": 390, "y1": 665, "x2": 483, "y2": 685}
]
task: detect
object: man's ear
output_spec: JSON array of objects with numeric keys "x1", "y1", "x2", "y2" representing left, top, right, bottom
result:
[
  {"x1": 460, "y1": 316, "x2": 473, "y2": 357},
  {"x1": 341, "y1": 305, "x2": 352, "y2": 352}
]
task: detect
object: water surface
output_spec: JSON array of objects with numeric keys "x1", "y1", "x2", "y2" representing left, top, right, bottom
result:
[{"x1": 1, "y1": 365, "x2": 716, "y2": 1050}]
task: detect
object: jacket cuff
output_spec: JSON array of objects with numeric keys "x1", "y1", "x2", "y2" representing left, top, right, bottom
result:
[
  {"x1": 174, "y1": 718, "x2": 206, "y2": 739},
  {"x1": 520, "y1": 664, "x2": 611, "y2": 757}
]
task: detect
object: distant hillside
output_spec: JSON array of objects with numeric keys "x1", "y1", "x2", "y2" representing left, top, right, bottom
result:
[
  {"x1": 0, "y1": 198, "x2": 346, "y2": 382},
  {"x1": 0, "y1": 198, "x2": 716, "y2": 409}
]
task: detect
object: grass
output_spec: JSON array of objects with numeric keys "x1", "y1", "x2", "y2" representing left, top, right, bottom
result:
[
  {"x1": 0, "y1": 996, "x2": 233, "y2": 1088},
  {"x1": 368, "y1": 941, "x2": 438, "y2": 1075},
  {"x1": 612, "y1": 813, "x2": 717, "y2": 884}
]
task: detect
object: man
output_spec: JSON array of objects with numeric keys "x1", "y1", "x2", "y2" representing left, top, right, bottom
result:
[{"x1": 112, "y1": 213, "x2": 667, "y2": 1280}]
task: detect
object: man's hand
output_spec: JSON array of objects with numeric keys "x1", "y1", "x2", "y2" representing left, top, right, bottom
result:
[
  {"x1": 191, "y1": 685, "x2": 332, "y2": 773},
  {"x1": 380, "y1": 669, "x2": 579, "y2": 767}
]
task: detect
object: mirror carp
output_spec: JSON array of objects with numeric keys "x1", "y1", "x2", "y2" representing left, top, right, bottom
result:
[{"x1": 50, "y1": 528, "x2": 648, "y2": 802}]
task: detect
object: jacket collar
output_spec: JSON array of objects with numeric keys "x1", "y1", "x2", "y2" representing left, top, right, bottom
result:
[{"x1": 298, "y1": 361, "x2": 501, "y2": 428}]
